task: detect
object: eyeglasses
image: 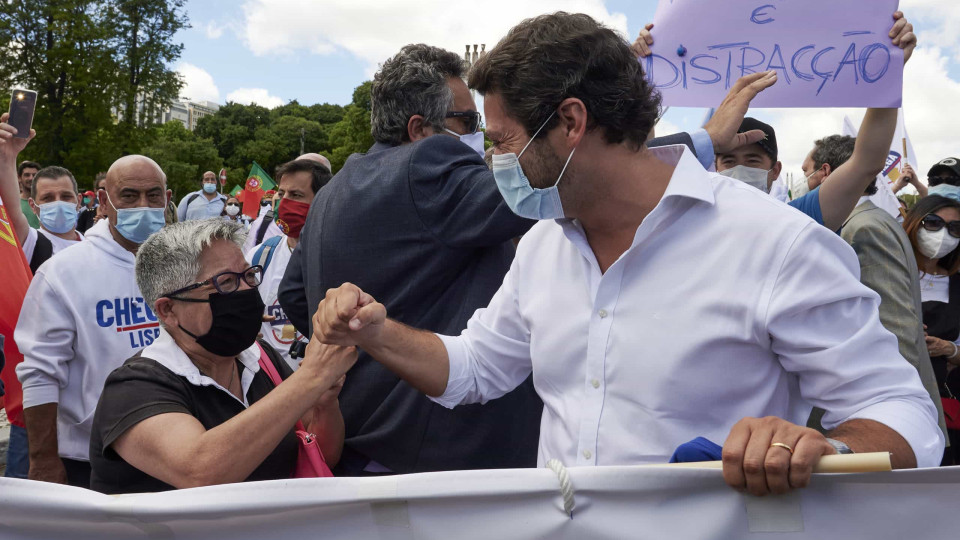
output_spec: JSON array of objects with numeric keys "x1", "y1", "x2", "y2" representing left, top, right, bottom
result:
[
  {"x1": 445, "y1": 110, "x2": 482, "y2": 134},
  {"x1": 921, "y1": 214, "x2": 960, "y2": 239},
  {"x1": 929, "y1": 175, "x2": 960, "y2": 187},
  {"x1": 164, "y1": 265, "x2": 263, "y2": 302}
]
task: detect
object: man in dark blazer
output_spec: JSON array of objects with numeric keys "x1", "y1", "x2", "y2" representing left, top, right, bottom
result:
[{"x1": 279, "y1": 44, "x2": 767, "y2": 475}]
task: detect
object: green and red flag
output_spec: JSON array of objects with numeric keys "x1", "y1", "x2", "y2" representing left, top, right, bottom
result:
[
  {"x1": 239, "y1": 162, "x2": 275, "y2": 218},
  {"x1": 229, "y1": 185, "x2": 242, "y2": 197}
]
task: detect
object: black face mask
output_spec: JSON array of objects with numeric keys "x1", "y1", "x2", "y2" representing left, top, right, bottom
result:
[{"x1": 179, "y1": 288, "x2": 265, "y2": 357}]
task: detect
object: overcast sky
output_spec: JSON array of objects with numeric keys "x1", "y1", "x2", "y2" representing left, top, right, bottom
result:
[{"x1": 176, "y1": 0, "x2": 959, "y2": 179}]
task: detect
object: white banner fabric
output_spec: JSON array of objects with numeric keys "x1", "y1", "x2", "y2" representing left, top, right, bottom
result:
[{"x1": 0, "y1": 465, "x2": 956, "y2": 539}]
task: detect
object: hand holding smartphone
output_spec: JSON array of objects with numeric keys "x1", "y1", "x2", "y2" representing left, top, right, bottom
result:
[{"x1": 8, "y1": 88, "x2": 37, "y2": 139}]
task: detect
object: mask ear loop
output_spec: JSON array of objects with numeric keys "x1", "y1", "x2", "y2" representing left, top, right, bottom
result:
[
  {"x1": 554, "y1": 147, "x2": 577, "y2": 188},
  {"x1": 518, "y1": 111, "x2": 558, "y2": 159}
]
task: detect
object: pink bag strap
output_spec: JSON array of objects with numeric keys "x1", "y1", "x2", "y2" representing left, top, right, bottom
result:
[
  {"x1": 256, "y1": 343, "x2": 308, "y2": 433},
  {"x1": 256, "y1": 343, "x2": 284, "y2": 387}
]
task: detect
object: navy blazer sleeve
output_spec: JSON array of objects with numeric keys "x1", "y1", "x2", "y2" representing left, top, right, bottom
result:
[
  {"x1": 408, "y1": 136, "x2": 535, "y2": 249},
  {"x1": 279, "y1": 241, "x2": 310, "y2": 337}
]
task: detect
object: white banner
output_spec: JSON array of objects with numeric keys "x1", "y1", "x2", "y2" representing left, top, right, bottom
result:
[
  {"x1": 843, "y1": 109, "x2": 918, "y2": 218},
  {"x1": 0, "y1": 465, "x2": 957, "y2": 539}
]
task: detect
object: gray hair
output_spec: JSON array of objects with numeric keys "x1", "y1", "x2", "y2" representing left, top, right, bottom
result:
[
  {"x1": 812, "y1": 134, "x2": 875, "y2": 195},
  {"x1": 370, "y1": 44, "x2": 466, "y2": 146},
  {"x1": 135, "y1": 219, "x2": 247, "y2": 310}
]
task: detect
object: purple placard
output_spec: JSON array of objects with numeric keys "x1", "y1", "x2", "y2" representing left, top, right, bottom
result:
[{"x1": 647, "y1": 0, "x2": 903, "y2": 108}]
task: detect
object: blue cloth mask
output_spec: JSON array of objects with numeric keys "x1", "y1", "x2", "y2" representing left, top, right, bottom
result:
[
  {"x1": 491, "y1": 111, "x2": 576, "y2": 220},
  {"x1": 107, "y1": 193, "x2": 166, "y2": 244},
  {"x1": 38, "y1": 201, "x2": 79, "y2": 234},
  {"x1": 202, "y1": 183, "x2": 218, "y2": 194}
]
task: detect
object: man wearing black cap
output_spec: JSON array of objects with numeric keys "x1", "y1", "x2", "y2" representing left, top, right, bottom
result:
[
  {"x1": 928, "y1": 158, "x2": 960, "y2": 186},
  {"x1": 716, "y1": 107, "x2": 908, "y2": 232}
]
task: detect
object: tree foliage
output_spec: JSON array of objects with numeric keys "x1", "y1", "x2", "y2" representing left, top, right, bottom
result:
[{"x1": 140, "y1": 121, "x2": 221, "y2": 200}]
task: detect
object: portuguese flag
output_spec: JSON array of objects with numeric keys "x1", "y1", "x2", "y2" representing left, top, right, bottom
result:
[
  {"x1": 239, "y1": 162, "x2": 275, "y2": 218},
  {"x1": 0, "y1": 194, "x2": 34, "y2": 428}
]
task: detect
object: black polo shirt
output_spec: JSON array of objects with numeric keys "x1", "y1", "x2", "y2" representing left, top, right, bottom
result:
[{"x1": 89, "y1": 342, "x2": 297, "y2": 494}]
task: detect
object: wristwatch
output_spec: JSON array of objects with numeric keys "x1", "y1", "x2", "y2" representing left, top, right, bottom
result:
[{"x1": 825, "y1": 438, "x2": 854, "y2": 455}]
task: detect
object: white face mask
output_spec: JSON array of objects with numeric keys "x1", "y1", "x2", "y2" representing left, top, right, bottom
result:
[
  {"x1": 719, "y1": 165, "x2": 771, "y2": 193},
  {"x1": 917, "y1": 227, "x2": 960, "y2": 260},
  {"x1": 445, "y1": 128, "x2": 485, "y2": 157},
  {"x1": 226, "y1": 205, "x2": 240, "y2": 217}
]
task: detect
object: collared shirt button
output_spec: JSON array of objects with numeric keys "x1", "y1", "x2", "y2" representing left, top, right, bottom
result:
[
  {"x1": 598, "y1": 309, "x2": 608, "y2": 318},
  {"x1": 582, "y1": 450, "x2": 592, "y2": 459},
  {"x1": 591, "y1": 379, "x2": 600, "y2": 389}
]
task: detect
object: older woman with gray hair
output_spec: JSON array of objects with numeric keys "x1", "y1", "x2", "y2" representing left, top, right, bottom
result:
[{"x1": 88, "y1": 219, "x2": 356, "y2": 494}]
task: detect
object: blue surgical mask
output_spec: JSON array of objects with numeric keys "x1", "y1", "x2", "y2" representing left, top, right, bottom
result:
[
  {"x1": 444, "y1": 128, "x2": 486, "y2": 157},
  {"x1": 491, "y1": 111, "x2": 576, "y2": 220},
  {"x1": 107, "y1": 193, "x2": 166, "y2": 244},
  {"x1": 38, "y1": 201, "x2": 79, "y2": 234},
  {"x1": 929, "y1": 184, "x2": 960, "y2": 203},
  {"x1": 203, "y1": 183, "x2": 217, "y2": 194}
]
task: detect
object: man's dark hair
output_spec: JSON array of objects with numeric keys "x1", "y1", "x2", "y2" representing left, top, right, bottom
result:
[
  {"x1": 371, "y1": 44, "x2": 467, "y2": 146},
  {"x1": 275, "y1": 159, "x2": 333, "y2": 197},
  {"x1": 811, "y1": 135, "x2": 873, "y2": 195},
  {"x1": 17, "y1": 161, "x2": 40, "y2": 177},
  {"x1": 468, "y1": 12, "x2": 661, "y2": 150},
  {"x1": 32, "y1": 166, "x2": 78, "y2": 199}
]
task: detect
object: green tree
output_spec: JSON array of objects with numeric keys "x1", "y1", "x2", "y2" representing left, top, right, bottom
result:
[
  {"x1": 141, "y1": 121, "x2": 222, "y2": 200},
  {"x1": 326, "y1": 81, "x2": 374, "y2": 171},
  {"x1": 0, "y1": 0, "x2": 119, "y2": 176},
  {"x1": 108, "y1": 0, "x2": 188, "y2": 152}
]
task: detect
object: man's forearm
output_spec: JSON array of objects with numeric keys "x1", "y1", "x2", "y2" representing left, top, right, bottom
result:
[
  {"x1": 0, "y1": 159, "x2": 29, "y2": 242},
  {"x1": 363, "y1": 320, "x2": 450, "y2": 397},
  {"x1": 819, "y1": 108, "x2": 898, "y2": 230},
  {"x1": 24, "y1": 403, "x2": 61, "y2": 461},
  {"x1": 828, "y1": 418, "x2": 916, "y2": 469}
]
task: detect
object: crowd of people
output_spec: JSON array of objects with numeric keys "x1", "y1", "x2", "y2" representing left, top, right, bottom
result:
[{"x1": 0, "y1": 10, "x2": 957, "y2": 498}]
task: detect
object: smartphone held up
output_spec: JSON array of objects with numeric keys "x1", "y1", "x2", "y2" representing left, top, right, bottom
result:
[{"x1": 8, "y1": 88, "x2": 37, "y2": 139}]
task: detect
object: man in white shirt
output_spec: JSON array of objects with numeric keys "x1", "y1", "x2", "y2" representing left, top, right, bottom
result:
[
  {"x1": 177, "y1": 170, "x2": 226, "y2": 221},
  {"x1": 246, "y1": 158, "x2": 332, "y2": 370},
  {"x1": 310, "y1": 12, "x2": 942, "y2": 496}
]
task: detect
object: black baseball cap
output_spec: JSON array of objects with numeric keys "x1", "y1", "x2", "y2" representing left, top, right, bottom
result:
[
  {"x1": 928, "y1": 158, "x2": 960, "y2": 179},
  {"x1": 737, "y1": 117, "x2": 778, "y2": 162}
]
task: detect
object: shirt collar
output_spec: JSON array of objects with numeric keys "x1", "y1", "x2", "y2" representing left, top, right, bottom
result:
[
  {"x1": 654, "y1": 144, "x2": 717, "y2": 207},
  {"x1": 141, "y1": 327, "x2": 262, "y2": 407}
]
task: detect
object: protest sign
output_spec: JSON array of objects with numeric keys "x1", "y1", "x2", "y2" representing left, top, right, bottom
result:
[{"x1": 647, "y1": 0, "x2": 903, "y2": 108}]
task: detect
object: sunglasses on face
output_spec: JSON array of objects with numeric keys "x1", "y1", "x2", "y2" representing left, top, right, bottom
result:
[
  {"x1": 921, "y1": 214, "x2": 960, "y2": 238},
  {"x1": 163, "y1": 265, "x2": 264, "y2": 301},
  {"x1": 445, "y1": 110, "x2": 483, "y2": 134},
  {"x1": 929, "y1": 175, "x2": 960, "y2": 187}
]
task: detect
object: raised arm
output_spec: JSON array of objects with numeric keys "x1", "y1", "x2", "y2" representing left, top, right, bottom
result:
[{"x1": 0, "y1": 112, "x2": 35, "y2": 245}]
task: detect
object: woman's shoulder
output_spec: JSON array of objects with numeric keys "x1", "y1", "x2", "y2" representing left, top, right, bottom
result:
[{"x1": 104, "y1": 355, "x2": 187, "y2": 389}]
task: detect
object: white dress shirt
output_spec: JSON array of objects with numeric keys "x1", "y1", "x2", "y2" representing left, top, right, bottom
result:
[{"x1": 434, "y1": 145, "x2": 944, "y2": 468}]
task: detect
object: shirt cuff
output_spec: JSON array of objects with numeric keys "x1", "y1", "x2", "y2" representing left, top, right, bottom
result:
[
  {"x1": 429, "y1": 334, "x2": 472, "y2": 410},
  {"x1": 21, "y1": 380, "x2": 60, "y2": 410},
  {"x1": 690, "y1": 129, "x2": 716, "y2": 171},
  {"x1": 845, "y1": 398, "x2": 945, "y2": 468}
]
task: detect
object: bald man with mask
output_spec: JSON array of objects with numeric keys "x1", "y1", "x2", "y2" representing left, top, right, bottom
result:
[{"x1": 16, "y1": 155, "x2": 171, "y2": 488}]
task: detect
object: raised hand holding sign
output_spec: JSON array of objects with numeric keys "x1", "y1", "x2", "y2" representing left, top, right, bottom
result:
[{"x1": 646, "y1": 0, "x2": 907, "y2": 108}]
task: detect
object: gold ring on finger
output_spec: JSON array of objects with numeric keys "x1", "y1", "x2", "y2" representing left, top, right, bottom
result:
[{"x1": 770, "y1": 442, "x2": 794, "y2": 455}]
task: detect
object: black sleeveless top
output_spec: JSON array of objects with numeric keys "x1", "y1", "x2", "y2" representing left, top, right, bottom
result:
[{"x1": 921, "y1": 273, "x2": 960, "y2": 397}]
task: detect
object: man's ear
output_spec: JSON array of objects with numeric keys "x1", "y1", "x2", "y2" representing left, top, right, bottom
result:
[
  {"x1": 406, "y1": 115, "x2": 434, "y2": 143},
  {"x1": 821, "y1": 163, "x2": 833, "y2": 179},
  {"x1": 555, "y1": 97, "x2": 588, "y2": 149}
]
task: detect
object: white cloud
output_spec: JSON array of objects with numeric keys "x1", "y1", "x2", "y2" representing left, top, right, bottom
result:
[
  {"x1": 204, "y1": 21, "x2": 224, "y2": 40},
  {"x1": 226, "y1": 87, "x2": 284, "y2": 108},
  {"x1": 176, "y1": 62, "x2": 220, "y2": 103},
  {"x1": 239, "y1": 0, "x2": 627, "y2": 74}
]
